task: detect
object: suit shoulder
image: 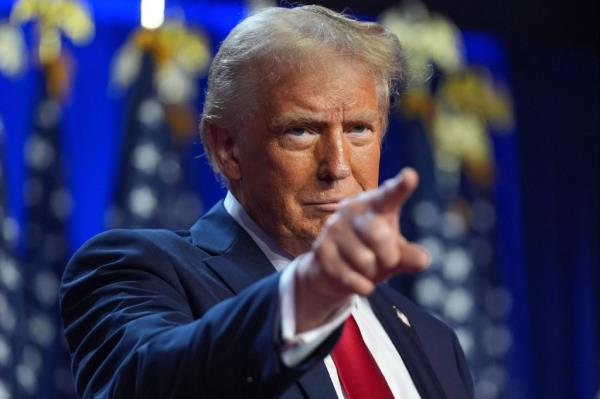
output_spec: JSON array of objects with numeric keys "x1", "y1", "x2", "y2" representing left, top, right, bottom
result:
[
  {"x1": 76, "y1": 227, "x2": 191, "y2": 254},
  {"x1": 63, "y1": 227, "x2": 200, "y2": 286},
  {"x1": 73, "y1": 227, "x2": 197, "y2": 263}
]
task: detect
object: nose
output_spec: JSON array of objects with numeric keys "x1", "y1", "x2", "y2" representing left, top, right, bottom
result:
[{"x1": 317, "y1": 130, "x2": 351, "y2": 182}]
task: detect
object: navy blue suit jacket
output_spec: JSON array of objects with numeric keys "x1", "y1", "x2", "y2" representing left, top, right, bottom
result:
[{"x1": 60, "y1": 201, "x2": 473, "y2": 398}]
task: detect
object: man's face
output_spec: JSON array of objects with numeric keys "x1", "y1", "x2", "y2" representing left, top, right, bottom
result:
[{"x1": 230, "y1": 58, "x2": 384, "y2": 256}]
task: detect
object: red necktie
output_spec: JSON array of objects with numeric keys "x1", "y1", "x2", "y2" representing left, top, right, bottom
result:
[{"x1": 331, "y1": 315, "x2": 395, "y2": 399}]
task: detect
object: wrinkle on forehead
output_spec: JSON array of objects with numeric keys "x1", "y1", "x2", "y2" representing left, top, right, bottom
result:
[
  {"x1": 260, "y1": 50, "x2": 381, "y2": 95},
  {"x1": 227, "y1": 45, "x2": 392, "y2": 137},
  {"x1": 261, "y1": 60, "x2": 385, "y2": 131}
]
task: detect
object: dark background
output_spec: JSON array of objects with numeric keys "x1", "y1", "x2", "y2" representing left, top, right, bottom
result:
[{"x1": 320, "y1": 0, "x2": 599, "y2": 49}]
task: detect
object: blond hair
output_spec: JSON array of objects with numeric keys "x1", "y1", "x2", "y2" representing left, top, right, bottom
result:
[{"x1": 200, "y1": 5, "x2": 406, "y2": 171}]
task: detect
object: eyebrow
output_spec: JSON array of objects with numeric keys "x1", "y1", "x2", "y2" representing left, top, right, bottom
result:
[
  {"x1": 270, "y1": 113, "x2": 318, "y2": 129},
  {"x1": 270, "y1": 110, "x2": 380, "y2": 129}
]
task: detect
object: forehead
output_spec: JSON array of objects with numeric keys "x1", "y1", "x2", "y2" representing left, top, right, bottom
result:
[{"x1": 260, "y1": 57, "x2": 384, "y2": 120}]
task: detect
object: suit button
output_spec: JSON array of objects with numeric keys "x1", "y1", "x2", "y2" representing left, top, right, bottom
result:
[{"x1": 245, "y1": 376, "x2": 254, "y2": 383}]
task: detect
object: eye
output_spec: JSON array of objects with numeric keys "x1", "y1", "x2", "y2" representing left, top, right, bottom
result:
[
  {"x1": 287, "y1": 127, "x2": 310, "y2": 136},
  {"x1": 346, "y1": 123, "x2": 376, "y2": 146},
  {"x1": 280, "y1": 126, "x2": 318, "y2": 149},
  {"x1": 348, "y1": 125, "x2": 369, "y2": 134}
]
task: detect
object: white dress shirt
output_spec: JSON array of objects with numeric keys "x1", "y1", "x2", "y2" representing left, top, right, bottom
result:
[{"x1": 224, "y1": 192, "x2": 421, "y2": 399}]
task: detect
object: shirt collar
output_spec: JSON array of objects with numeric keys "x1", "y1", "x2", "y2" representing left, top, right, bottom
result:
[{"x1": 223, "y1": 191, "x2": 293, "y2": 271}]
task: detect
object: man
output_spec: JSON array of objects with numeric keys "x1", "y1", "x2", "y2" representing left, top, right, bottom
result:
[{"x1": 60, "y1": 5, "x2": 473, "y2": 398}]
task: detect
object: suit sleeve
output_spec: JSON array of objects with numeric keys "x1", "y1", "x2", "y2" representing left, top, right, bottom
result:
[{"x1": 60, "y1": 230, "x2": 335, "y2": 399}]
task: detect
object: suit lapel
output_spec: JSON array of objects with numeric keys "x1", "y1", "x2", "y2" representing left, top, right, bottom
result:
[
  {"x1": 190, "y1": 201, "x2": 277, "y2": 294},
  {"x1": 296, "y1": 361, "x2": 338, "y2": 398},
  {"x1": 190, "y1": 202, "x2": 337, "y2": 398},
  {"x1": 369, "y1": 288, "x2": 448, "y2": 399}
]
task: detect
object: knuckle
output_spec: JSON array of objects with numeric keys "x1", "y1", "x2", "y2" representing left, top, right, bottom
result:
[
  {"x1": 351, "y1": 212, "x2": 371, "y2": 234},
  {"x1": 363, "y1": 222, "x2": 390, "y2": 248},
  {"x1": 313, "y1": 243, "x2": 343, "y2": 276},
  {"x1": 357, "y1": 280, "x2": 375, "y2": 296},
  {"x1": 356, "y1": 249, "x2": 376, "y2": 268},
  {"x1": 383, "y1": 243, "x2": 402, "y2": 268},
  {"x1": 340, "y1": 272, "x2": 351, "y2": 287},
  {"x1": 340, "y1": 271, "x2": 356, "y2": 290},
  {"x1": 380, "y1": 250, "x2": 400, "y2": 269}
]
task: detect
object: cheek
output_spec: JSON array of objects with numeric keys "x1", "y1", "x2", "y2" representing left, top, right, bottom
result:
[
  {"x1": 265, "y1": 145, "x2": 317, "y2": 188},
  {"x1": 353, "y1": 143, "x2": 381, "y2": 189},
  {"x1": 241, "y1": 149, "x2": 315, "y2": 222}
]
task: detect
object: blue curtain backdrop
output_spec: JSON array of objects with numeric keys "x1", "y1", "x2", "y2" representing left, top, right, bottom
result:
[{"x1": 0, "y1": 1, "x2": 598, "y2": 398}]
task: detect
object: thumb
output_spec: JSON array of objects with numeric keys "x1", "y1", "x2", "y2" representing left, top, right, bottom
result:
[{"x1": 372, "y1": 168, "x2": 419, "y2": 214}]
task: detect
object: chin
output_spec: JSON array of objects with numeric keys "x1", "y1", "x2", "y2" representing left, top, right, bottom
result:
[{"x1": 308, "y1": 218, "x2": 330, "y2": 238}]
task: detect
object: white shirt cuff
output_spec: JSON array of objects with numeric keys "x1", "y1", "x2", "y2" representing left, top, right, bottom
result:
[{"x1": 278, "y1": 255, "x2": 356, "y2": 367}]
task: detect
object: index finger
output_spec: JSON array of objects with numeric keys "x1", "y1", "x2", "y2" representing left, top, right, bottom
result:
[{"x1": 371, "y1": 168, "x2": 419, "y2": 214}]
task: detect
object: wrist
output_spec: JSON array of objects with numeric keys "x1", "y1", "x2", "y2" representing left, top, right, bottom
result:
[{"x1": 294, "y1": 254, "x2": 350, "y2": 333}]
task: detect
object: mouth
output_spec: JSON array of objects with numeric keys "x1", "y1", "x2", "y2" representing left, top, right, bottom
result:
[{"x1": 304, "y1": 198, "x2": 345, "y2": 212}]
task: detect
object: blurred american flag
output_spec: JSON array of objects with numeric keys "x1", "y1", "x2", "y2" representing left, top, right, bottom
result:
[
  {"x1": 0, "y1": 78, "x2": 76, "y2": 398},
  {"x1": 108, "y1": 52, "x2": 202, "y2": 230}
]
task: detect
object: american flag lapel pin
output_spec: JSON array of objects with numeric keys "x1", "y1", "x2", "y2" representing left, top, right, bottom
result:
[{"x1": 392, "y1": 305, "x2": 411, "y2": 327}]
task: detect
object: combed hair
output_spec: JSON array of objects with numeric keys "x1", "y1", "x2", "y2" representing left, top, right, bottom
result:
[{"x1": 200, "y1": 5, "x2": 407, "y2": 171}]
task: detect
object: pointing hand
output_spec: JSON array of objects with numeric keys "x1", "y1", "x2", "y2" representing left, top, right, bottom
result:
[{"x1": 294, "y1": 168, "x2": 430, "y2": 332}]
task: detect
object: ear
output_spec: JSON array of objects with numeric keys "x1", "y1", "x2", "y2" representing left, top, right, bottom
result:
[{"x1": 204, "y1": 122, "x2": 241, "y2": 181}]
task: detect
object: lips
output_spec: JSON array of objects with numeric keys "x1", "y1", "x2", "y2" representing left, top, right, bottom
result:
[{"x1": 304, "y1": 198, "x2": 345, "y2": 212}]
